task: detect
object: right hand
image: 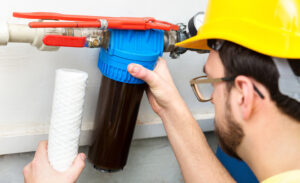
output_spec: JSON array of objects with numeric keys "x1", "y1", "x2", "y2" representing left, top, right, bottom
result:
[
  {"x1": 127, "y1": 57, "x2": 184, "y2": 116},
  {"x1": 23, "y1": 141, "x2": 85, "y2": 183}
]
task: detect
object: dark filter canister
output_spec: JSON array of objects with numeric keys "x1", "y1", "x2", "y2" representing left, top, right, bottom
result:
[{"x1": 88, "y1": 29, "x2": 164, "y2": 171}]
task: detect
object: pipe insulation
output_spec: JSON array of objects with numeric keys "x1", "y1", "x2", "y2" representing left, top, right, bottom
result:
[{"x1": 48, "y1": 68, "x2": 88, "y2": 172}]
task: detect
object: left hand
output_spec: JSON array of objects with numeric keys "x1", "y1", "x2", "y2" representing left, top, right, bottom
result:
[
  {"x1": 127, "y1": 57, "x2": 184, "y2": 116},
  {"x1": 23, "y1": 141, "x2": 86, "y2": 183}
]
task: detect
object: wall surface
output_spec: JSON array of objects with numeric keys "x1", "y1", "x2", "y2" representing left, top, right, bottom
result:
[{"x1": 0, "y1": 0, "x2": 213, "y2": 154}]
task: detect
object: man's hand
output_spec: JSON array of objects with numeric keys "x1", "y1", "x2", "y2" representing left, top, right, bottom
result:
[
  {"x1": 23, "y1": 141, "x2": 85, "y2": 183},
  {"x1": 127, "y1": 57, "x2": 184, "y2": 116}
]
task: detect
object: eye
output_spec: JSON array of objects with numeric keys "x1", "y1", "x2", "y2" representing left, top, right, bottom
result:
[{"x1": 196, "y1": 82, "x2": 214, "y2": 100}]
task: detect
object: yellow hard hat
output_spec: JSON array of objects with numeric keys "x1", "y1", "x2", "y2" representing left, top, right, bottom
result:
[{"x1": 176, "y1": 0, "x2": 300, "y2": 59}]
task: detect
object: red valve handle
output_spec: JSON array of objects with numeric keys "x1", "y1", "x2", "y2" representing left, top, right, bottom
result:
[{"x1": 43, "y1": 35, "x2": 86, "y2": 47}]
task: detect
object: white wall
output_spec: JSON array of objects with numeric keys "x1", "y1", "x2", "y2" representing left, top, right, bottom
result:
[{"x1": 0, "y1": 0, "x2": 214, "y2": 154}]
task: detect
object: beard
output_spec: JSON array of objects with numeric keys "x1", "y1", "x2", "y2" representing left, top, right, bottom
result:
[{"x1": 214, "y1": 99, "x2": 244, "y2": 160}]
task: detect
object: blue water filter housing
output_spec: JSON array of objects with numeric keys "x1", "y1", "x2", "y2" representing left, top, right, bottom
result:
[{"x1": 98, "y1": 29, "x2": 164, "y2": 84}]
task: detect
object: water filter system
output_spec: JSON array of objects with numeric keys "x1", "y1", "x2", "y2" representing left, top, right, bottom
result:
[
  {"x1": 0, "y1": 12, "x2": 205, "y2": 172},
  {"x1": 90, "y1": 29, "x2": 164, "y2": 171}
]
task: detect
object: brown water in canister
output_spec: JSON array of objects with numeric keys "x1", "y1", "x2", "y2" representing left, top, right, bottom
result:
[{"x1": 88, "y1": 75, "x2": 146, "y2": 172}]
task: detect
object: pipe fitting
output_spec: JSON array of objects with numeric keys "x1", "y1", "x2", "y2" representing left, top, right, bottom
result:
[
  {"x1": 0, "y1": 20, "x2": 9, "y2": 45},
  {"x1": 85, "y1": 30, "x2": 110, "y2": 48},
  {"x1": 1, "y1": 22, "x2": 63, "y2": 51},
  {"x1": 31, "y1": 27, "x2": 62, "y2": 51},
  {"x1": 164, "y1": 24, "x2": 189, "y2": 59}
]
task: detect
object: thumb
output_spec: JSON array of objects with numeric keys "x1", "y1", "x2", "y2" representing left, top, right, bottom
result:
[
  {"x1": 127, "y1": 63, "x2": 161, "y2": 88},
  {"x1": 66, "y1": 153, "x2": 86, "y2": 181}
]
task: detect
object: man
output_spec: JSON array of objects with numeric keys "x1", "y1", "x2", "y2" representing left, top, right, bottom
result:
[{"x1": 127, "y1": 0, "x2": 300, "y2": 182}]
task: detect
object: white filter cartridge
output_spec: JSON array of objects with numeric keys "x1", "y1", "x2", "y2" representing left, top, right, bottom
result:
[{"x1": 48, "y1": 68, "x2": 88, "y2": 172}]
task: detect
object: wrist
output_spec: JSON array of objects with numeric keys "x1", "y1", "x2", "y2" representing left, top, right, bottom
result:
[{"x1": 158, "y1": 95, "x2": 191, "y2": 121}]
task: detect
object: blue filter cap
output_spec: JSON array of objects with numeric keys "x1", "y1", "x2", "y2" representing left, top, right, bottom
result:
[{"x1": 98, "y1": 29, "x2": 164, "y2": 84}]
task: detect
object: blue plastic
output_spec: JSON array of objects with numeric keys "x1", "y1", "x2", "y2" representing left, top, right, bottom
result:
[
  {"x1": 216, "y1": 146, "x2": 259, "y2": 183},
  {"x1": 98, "y1": 29, "x2": 164, "y2": 84}
]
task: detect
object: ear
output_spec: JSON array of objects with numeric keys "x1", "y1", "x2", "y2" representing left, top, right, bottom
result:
[{"x1": 233, "y1": 76, "x2": 255, "y2": 120}]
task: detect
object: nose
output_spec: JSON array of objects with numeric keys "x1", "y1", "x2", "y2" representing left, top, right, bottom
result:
[
  {"x1": 210, "y1": 90, "x2": 215, "y2": 104},
  {"x1": 211, "y1": 97, "x2": 215, "y2": 104}
]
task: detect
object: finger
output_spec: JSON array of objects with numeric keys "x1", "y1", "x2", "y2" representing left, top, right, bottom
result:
[
  {"x1": 153, "y1": 57, "x2": 174, "y2": 84},
  {"x1": 66, "y1": 153, "x2": 86, "y2": 181},
  {"x1": 154, "y1": 57, "x2": 168, "y2": 73},
  {"x1": 23, "y1": 163, "x2": 31, "y2": 177},
  {"x1": 146, "y1": 89, "x2": 160, "y2": 112},
  {"x1": 146, "y1": 89, "x2": 156, "y2": 105},
  {"x1": 127, "y1": 63, "x2": 161, "y2": 88},
  {"x1": 33, "y1": 141, "x2": 49, "y2": 163}
]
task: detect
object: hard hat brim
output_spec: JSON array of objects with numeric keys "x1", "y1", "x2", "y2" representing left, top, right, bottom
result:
[
  {"x1": 176, "y1": 19, "x2": 300, "y2": 59},
  {"x1": 175, "y1": 35, "x2": 210, "y2": 50}
]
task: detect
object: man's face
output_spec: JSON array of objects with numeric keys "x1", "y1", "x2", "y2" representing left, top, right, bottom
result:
[{"x1": 205, "y1": 50, "x2": 244, "y2": 159}]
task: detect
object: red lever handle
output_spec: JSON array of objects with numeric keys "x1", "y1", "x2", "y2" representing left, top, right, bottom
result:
[{"x1": 43, "y1": 35, "x2": 86, "y2": 47}]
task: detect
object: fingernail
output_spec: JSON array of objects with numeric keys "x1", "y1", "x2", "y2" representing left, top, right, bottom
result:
[
  {"x1": 132, "y1": 65, "x2": 141, "y2": 74},
  {"x1": 128, "y1": 64, "x2": 133, "y2": 71},
  {"x1": 80, "y1": 153, "x2": 86, "y2": 161}
]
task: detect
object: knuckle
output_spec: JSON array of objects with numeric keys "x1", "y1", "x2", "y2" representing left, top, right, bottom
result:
[
  {"x1": 23, "y1": 164, "x2": 30, "y2": 176},
  {"x1": 150, "y1": 75, "x2": 161, "y2": 88},
  {"x1": 80, "y1": 161, "x2": 86, "y2": 169},
  {"x1": 138, "y1": 67, "x2": 148, "y2": 78},
  {"x1": 143, "y1": 70, "x2": 151, "y2": 81},
  {"x1": 157, "y1": 57, "x2": 166, "y2": 65},
  {"x1": 65, "y1": 174, "x2": 75, "y2": 182},
  {"x1": 36, "y1": 143, "x2": 43, "y2": 151},
  {"x1": 160, "y1": 58, "x2": 167, "y2": 64},
  {"x1": 77, "y1": 159, "x2": 85, "y2": 170},
  {"x1": 31, "y1": 159, "x2": 38, "y2": 167},
  {"x1": 38, "y1": 141, "x2": 46, "y2": 148}
]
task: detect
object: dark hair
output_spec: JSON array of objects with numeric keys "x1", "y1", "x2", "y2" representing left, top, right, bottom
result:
[{"x1": 218, "y1": 41, "x2": 300, "y2": 122}]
